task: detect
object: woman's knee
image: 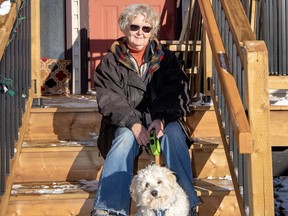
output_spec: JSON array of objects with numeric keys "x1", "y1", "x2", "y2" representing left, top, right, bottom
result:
[
  {"x1": 111, "y1": 127, "x2": 139, "y2": 154},
  {"x1": 164, "y1": 121, "x2": 183, "y2": 136},
  {"x1": 162, "y1": 121, "x2": 186, "y2": 148}
]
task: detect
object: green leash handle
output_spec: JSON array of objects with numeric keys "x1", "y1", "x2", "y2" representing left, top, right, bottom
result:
[{"x1": 149, "y1": 129, "x2": 161, "y2": 156}]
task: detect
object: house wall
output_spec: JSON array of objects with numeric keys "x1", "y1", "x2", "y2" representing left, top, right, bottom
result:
[{"x1": 40, "y1": 0, "x2": 65, "y2": 59}]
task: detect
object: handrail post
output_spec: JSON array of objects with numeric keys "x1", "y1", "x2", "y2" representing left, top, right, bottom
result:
[
  {"x1": 243, "y1": 40, "x2": 274, "y2": 216},
  {"x1": 31, "y1": 0, "x2": 41, "y2": 98}
]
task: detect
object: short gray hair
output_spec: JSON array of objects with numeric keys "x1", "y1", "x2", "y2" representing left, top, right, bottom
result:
[{"x1": 118, "y1": 4, "x2": 160, "y2": 37}]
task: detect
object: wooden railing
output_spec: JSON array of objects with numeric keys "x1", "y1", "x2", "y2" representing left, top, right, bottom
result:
[{"x1": 194, "y1": 0, "x2": 274, "y2": 215}]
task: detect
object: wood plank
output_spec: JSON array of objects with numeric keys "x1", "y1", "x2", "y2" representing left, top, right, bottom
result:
[
  {"x1": 7, "y1": 199, "x2": 94, "y2": 216},
  {"x1": 243, "y1": 41, "x2": 274, "y2": 215},
  {"x1": 270, "y1": 105, "x2": 288, "y2": 111},
  {"x1": 22, "y1": 140, "x2": 97, "y2": 152},
  {"x1": 31, "y1": 0, "x2": 41, "y2": 97},
  {"x1": 203, "y1": 30, "x2": 212, "y2": 96},
  {"x1": 24, "y1": 111, "x2": 101, "y2": 141},
  {"x1": 193, "y1": 137, "x2": 223, "y2": 149},
  {"x1": 7, "y1": 179, "x2": 238, "y2": 216},
  {"x1": 195, "y1": 178, "x2": 241, "y2": 216},
  {"x1": 31, "y1": 107, "x2": 98, "y2": 113},
  {"x1": 268, "y1": 76, "x2": 288, "y2": 89},
  {"x1": 270, "y1": 110, "x2": 288, "y2": 147},
  {"x1": 199, "y1": 195, "x2": 241, "y2": 216},
  {"x1": 10, "y1": 182, "x2": 92, "y2": 200},
  {"x1": 186, "y1": 110, "x2": 221, "y2": 137},
  {"x1": 14, "y1": 150, "x2": 104, "y2": 183},
  {"x1": 194, "y1": 179, "x2": 235, "y2": 196},
  {"x1": 192, "y1": 147, "x2": 230, "y2": 178}
]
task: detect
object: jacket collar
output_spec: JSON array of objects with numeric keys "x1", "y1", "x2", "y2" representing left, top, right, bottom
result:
[{"x1": 110, "y1": 37, "x2": 164, "y2": 75}]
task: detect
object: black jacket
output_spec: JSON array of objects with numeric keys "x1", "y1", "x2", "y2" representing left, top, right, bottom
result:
[{"x1": 94, "y1": 37, "x2": 190, "y2": 158}]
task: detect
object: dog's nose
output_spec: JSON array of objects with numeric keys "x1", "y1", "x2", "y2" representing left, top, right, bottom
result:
[{"x1": 151, "y1": 190, "x2": 158, "y2": 197}]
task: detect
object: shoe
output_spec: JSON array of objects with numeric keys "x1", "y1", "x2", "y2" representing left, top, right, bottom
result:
[
  {"x1": 90, "y1": 209, "x2": 109, "y2": 216},
  {"x1": 189, "y1": 206, "x2": 199, "y2": 216},
  {"x1": 90, "y1": 209, "x2": 118, "y2": 216}
]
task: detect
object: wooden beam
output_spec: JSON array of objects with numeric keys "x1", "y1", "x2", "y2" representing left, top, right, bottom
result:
[
  {"x1": 203, "y1": 30, "x2": 212, "y2": 95},
  {"x1": 30, "y1": 0, "x2": 41, "y2": 97},
  {"x1": 243, "y1": 40, "x2": 274, "y2": 216},
  {"x1": 268, "y1": 76, "x2": 288, "y2": 89},
  {"x1": 250, "y1": 0, "x2": 257, "y2": 33}
]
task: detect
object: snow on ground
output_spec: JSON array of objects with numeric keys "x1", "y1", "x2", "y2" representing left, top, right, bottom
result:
[
  {"x1": 78, "y1": 179, "x2": 99, "y2": 192},
  {"x1": 40, "y1": 95, "x2": 98, "y2": 108},
  {"x1": 270, "y1": 89, "x2": 288, "y2": 106}
]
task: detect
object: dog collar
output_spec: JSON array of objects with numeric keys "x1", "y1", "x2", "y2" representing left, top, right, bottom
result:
[{"x1": 153, "y1": 209, "x2": 167, "y2": 216}]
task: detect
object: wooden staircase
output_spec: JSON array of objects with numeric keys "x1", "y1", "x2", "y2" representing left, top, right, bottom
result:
[{"x1": 5, "y1": 96, "x2": 241, "y2": 216}]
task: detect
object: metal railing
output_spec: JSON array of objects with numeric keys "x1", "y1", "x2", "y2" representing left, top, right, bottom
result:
[
  {"x1": 0, "y1": 0, "x2": 31, "y2": 195},
  {"x1": 241, "y1": 0, "x2": 288, "y2": 76}
]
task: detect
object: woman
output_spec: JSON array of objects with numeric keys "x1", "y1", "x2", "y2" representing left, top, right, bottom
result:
[{"x1": 92, "y1": 4, "x2": 200, "y2": 216}]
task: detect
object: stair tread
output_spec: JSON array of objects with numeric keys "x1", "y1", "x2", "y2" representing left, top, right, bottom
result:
[
  {"x1": 23, "y1": 137, "x2": 222, "y2": 148},
  {"x1": 22, "y1": 140, "x2": 97, "y2": 152},
  {"x1": 193, "y1": 137, "x2": 223, "y2": 149},
  {"x1": 22, "y1": 136, "x2": 222, "y2": 153},
  {"x1": 10, "y1": 181, "x2": 93, "y2": 200},
  {"x1": 36, "y1": 95, "x2": 98, "y2": 110},
  {"x1": 270, "y1": 105, "x2": 288, "y2": 110},
  {"x1": 194, "y1": 178, "x2": 235, "y2": 196},
  {"x1": 10, "y1": 178, "x2": 234, "y2": 201},
  {"x1": 22, "y1": 139, "x2": 98, "y2": 148}
]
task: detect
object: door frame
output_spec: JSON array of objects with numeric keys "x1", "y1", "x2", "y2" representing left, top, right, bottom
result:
[{"x1": 66, "y1": 0, "x2": 89, "y2": 94}]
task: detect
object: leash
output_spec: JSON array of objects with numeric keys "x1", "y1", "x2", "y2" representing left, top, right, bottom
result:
[{"x1": 144, "y1": 146, "x2": 156, "y2": 164}]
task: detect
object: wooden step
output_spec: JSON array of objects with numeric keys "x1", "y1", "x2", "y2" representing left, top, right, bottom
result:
[
  {"x1": 269, "y1": 108, "x2": 288, "y2": 147},
  {"x1": 7, "y1": 181, "x2": 94, "y2": 216},
  {"x1": 25, "y1": 107, "x2": 102, "y2": 141},
  {"x1": 16, "y1": 137, "x2": 229, "y2": 184},
  {"x1": 192, "y1": 137, "x2": 231, "y2": 179},
  {"x1": 187, "y1": 106, "x2": 221, "y2": 138},
  {"x1": 14, "y1": 140, "x2": 156, "y2": 183},
  {"x1": 195, "y1": 179, "x2": 241, "y2": 216},
  {"x1": 6, "y1": 178, "x2": 239, "y2": 216},
  {"x1": 14, "y1": 140, "x2": 104, "y2": 183}
]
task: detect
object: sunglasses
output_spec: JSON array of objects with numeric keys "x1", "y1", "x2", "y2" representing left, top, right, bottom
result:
[{"x1": 129, "y1": 24, "x2": 152, "y2": 33}]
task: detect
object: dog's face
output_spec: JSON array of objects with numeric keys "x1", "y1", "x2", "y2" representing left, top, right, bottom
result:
[{"x1": 130, "y1": 164, "x2": 177, "y2": 209}]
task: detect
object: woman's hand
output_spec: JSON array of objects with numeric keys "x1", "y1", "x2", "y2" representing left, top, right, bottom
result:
[
  {"x1": 148, "y1": 119, "x2": 164, "y2": 139},
  {"x1": 131, "y1": 123, "x2": 149, "y2": 146}
]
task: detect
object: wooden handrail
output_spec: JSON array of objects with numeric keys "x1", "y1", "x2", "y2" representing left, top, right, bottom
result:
[
  {"x1": 0, "y1": 0, "x2": 22, "y2": 60},
  {"x1": 197, "y1": 0, "x2": 252, "y2": 153},
  {"x1": 219, "y1": 0, "x2": 255, "y2": 64}
]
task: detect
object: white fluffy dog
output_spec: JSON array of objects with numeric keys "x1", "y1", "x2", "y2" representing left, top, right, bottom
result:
[{"x1": 130, "y1": 164, "x2": 190, "y2": 216}]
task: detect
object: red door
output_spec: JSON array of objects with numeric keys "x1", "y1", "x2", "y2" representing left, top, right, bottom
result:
[{"x1": 88, "y1": 0, "x2": 176, "y2": 89}]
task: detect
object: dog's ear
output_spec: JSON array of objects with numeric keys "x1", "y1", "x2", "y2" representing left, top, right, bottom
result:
[
  {"x1": 165, "y1": 168, "x2": 177, "y2": 187},
  {"x1": 130, "y1": 175, "x2": 139, "y2": 203}
]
